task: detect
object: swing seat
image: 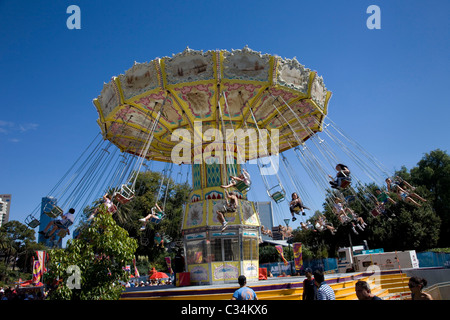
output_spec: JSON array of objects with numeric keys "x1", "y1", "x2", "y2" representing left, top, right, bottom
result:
[
  {"x1": 121, "y1": 184, "x2": 134, "y2": 197},
  {"x1": 44, "y1": 206, "x2": 63, "y2": 219},
  {"x1": 59, "y1": 219, "x2": 73, "y2": 229},
  {"x1": 339, "y1": 214, "x2": 351, "y2": 224},
  {"x1": 140, "y1": 236, "x2": 150, "y2": 246},
  {"x1": 220, "y1": 204, "x2": 237, "y2": 217},
  {"x1": 43, "y1": 219, "x2": 73, "y2": 239},
  {"x1": 234, "y1": 180, "x2": 251, "y2": 192},
  {"x1": 267, "y1": 184, "x2": 286, "y2": 203},
  {"x1": 25, "y1": 215, "x2": 40, "y2": 228},
  {"x1": 291, "y1": 204, "x2": 302, "y2": 213},
  {"x1": 371, "y1": 208, "x2": 381, "y2": 217},
  {"x1": 271, "y1": 226, "x2": 283, "y2": 240},
  {"x1": 345, "y1": 195, "x2": 356, "y2": 203},
  {"x1": 339, "y1": 179, "x2": 351, "y2": 189},
  {"x1": 108, "y1": 204, "x2": 118, "y2": 214},
  {"x1": 271, "y1": 191, "x2": 285, "y2": 203},
  {"x1": 115, "y1": 192, "x2": 134, "y2": 204},
  {"x1": 115, "y1": 185, "x2": 135, "y2": 204},
  {"x1": 149, "y1": 212, "x2": 165, "y2": 224},
  {"x1": 154, "y1": 235, "x2": 163, "y2": 245},
  {"x1": 224, "y1": 210, "x2": 237, "y2": 219},
  {"x1": 56, "y1": 228, "x2": 69, "y2": 238}
]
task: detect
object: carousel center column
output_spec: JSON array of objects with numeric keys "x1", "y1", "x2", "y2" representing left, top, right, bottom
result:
[{"x1": 181, "y1": 141, "x2": 261, "y2": 285}]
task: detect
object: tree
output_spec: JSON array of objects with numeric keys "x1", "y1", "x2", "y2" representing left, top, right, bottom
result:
[
  {"x1": 72, "y1": 170, "x2": 191, "y2": 277},
  {"x1": 0, "y1": 221, "x2": 38, "y2": 272},
  {"x1": 362, "y1": 201, "x2": 440, "y2": 252},
  {"x1": 315, "y1": 178, "x2": 440, "y2": 256},
  {"x1": 44, "y1": 208, "x2": 138, "y2": 300},
  {"x1": 112, "y1": 171, "x2": 190, "y2": 265},
  {"x1": 283, "y1": 149, "x2": 449, "y2": 260},
  {"x1": 409, "y1": 149, "x2": 450, "y2": 247},
  {"x1": 259, "y1": 246, "x2": 279, "y2": 264},
  {"x1": 0, "y1": 221, "x2": 46, "y2": 284},
  {"x1": 17, "y1": 241, "x2": 47, "y2": 274},
  {"x1": 76, "y1": 169, "x2": 191, "y2": 273},
  {"x1": 290, "y1": 210, "x2": 333, "y2": 259}
]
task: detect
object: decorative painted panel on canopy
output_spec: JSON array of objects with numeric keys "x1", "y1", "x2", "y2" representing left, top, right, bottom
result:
[{"x1": 93, "y1": 47, "x2": 332, "y2": 163}]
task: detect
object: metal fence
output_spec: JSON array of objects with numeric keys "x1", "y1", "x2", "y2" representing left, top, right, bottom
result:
[
  {"x1": 417, "y1": 252, "x2": 450, "y2": 268},
  {"x1": 260, "y1": 252, "x2": 450, "y2": 277}
]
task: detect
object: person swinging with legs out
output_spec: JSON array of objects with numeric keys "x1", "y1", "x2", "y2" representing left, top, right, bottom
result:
[
  {"x1": 216, "y1": 190, "x2": 238, "y2": 232},
  {"x1": 139, "y1": 202, "x2": 165, "y2": 230}
]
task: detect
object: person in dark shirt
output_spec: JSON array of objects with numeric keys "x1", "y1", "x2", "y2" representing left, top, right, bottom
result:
[
  {"x1": 290, "y1": 192, "x2": 309, "y2": 221},
  {"x1": 173, "y1": 249, "x2": 185, "y2": 286},
  {"x1": 355, "y1": 280, "x2": 382, "y2": 300},
  {"x1": 329, "y1": 164, "x2": 351, "y2": 189},
  {"x1": 302, "y1": 268, "x2": 317, "y2": 300}
]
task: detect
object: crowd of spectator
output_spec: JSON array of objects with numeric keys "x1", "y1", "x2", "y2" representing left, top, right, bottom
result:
[{"x1": 0, "y1": 286, "x2": 46, "y2": 300}]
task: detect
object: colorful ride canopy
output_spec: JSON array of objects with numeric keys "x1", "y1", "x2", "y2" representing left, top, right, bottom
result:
[{"x1": 93, "y1": 47, "x2": 332, "y2": 163}]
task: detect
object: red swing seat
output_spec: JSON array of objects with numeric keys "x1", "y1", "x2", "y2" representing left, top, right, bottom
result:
[
  {"x1": 339, "y1": 179, "x2": 351, "y2": 189},
  {"x1": 114, "y1": 185, "x2": 135, "y2": 204}
]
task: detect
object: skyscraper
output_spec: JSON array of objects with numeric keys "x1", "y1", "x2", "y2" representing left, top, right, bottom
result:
[
  {"x1": 255, "y1": 201, "x2": 274, "y2": 241},
  {"x1": 0, "y1": 194, "x2": 12, "y2": 227}
]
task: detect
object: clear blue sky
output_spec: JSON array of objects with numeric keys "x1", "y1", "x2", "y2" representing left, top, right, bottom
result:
[{"x1": 1, "y1": 1, "x2": 449, "y2": 229}]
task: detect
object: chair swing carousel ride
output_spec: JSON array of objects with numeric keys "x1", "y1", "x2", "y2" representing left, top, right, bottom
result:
[{"x1": 24, "y1": 47, "x2": 422, "y2": 283}]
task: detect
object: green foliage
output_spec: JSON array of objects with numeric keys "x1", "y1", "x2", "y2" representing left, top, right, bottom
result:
[
  {"x1": 0, "y1": 220, "x2": 46, "y2": 284},
  {"x1": 409, "y1": 149, "x2": 450, "y2": 247},
  {"x1": 328, "y1": 186, "x2": 438, "y2": 254},
  {"x1": 429, "y1": 248, "x2": 450, "y2": 253},
  {"x1": 259, "y1": 246, "x2": 279, "y2": 263},
  {"x1": 111, "y1": 171, "x2": 191, "y2": 265},
  {"x1": 70, "y1": 170, "x2": 190, "y2": 278},
  {"x1": 365, "y1": 203, "x2": 440, "y2": 251},
  {"x1": 45, "y1": 208, "x2": 138, "y2": 300},
  {"x1": 291, "y1": 224, "x2": 330, "y2": 260},
  {"x1": 290, "y1": 149, "x2": 449, "y2": 258}
]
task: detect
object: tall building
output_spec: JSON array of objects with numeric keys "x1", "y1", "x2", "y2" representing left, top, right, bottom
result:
[
  {"x1": 255, "y1": 201, "x2": 274, "y2": 241},
  {"x1": 0, "y1": 194, "x2": 12, "y2": 227},
  {"x1": 0, "y1": 198, "x2": 6, "y2": 227}
]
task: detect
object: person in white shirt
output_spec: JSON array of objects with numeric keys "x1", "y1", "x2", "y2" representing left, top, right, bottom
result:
[
  {"x1": 39, "y1": 208, "x2": 75, "y2": 238},
  {"x1": 314, "y1": 270, "x2": 335, "y2": 300},
  {"x1": 88, "y1": 193, "x2": 116, "y2": 221}
]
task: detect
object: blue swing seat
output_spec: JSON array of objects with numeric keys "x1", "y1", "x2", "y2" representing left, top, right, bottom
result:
[
  {"x1": 149, "y1": 214, "x2": 164, "y2": 224},
  {"x1": 149, "y1": 207, "x2": 165, "y2": 224}
]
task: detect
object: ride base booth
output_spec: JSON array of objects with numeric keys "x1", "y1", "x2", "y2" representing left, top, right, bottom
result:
[{"x1": 181, "y1": 160, "x2": 261, "y2": 285}]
